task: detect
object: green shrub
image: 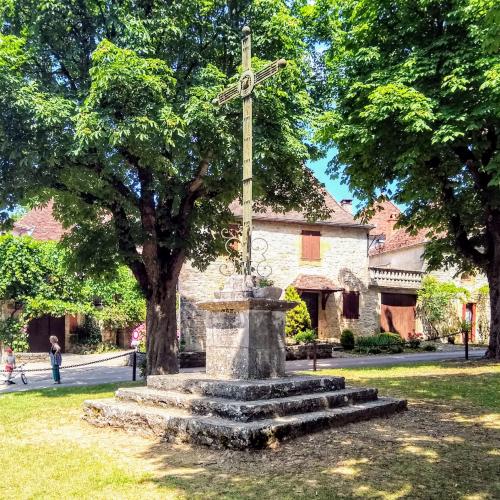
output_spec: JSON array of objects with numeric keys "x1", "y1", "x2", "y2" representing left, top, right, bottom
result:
[
  {"x1": 368, "y1": 347, "x2": 382, "y2": 354},
  {"x1": 73, "y1": 316, "x2": 102, "y2": 345},
  {"x1": 139, "y1": 355, "x2": 147, "y2": 378},
  {"x1": 377, "y1": 332, "x2": 404, "y2": 346},
  {"x1": 389, "y1": 345, "x2": 404, "y2": 353},
  {"x1": 340, "y1": 329, "x2": 355, "y2": 350},
  {"x1": 408, "y1": 332, "x2": 423, "y2": 349},
  {"x1": 355, "y1": 332, "x2": 404, "y2": 352},
  {"x1": 284, "y1": 286, "x2": 311, "y2": 337},
  {"x1": 257, "y1": 277, "x2": 274, "y2": 287},
  {"x1": 294, "y1": 329, "x2": 316, "y2": 344},
  {"x1": 423, "y1": 343, "x2": 437, "y2": 351}
]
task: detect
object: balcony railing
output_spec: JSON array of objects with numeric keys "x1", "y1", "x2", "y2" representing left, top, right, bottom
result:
[{"x1": 369, "y1": 267, "x2": 423, "y2": 289}]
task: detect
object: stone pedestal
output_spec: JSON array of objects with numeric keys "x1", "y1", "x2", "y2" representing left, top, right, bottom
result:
[
  {"x1": 83, "y1": 274, "x2": 407, "y2": 449},
  {"x1": 197, "y1": 298, "x2": 295, "y2": 379}
]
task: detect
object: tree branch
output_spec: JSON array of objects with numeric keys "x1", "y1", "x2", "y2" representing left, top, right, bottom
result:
[
  {"x1": 110, "y1": 202, "x2": 149, "y2": 296},
  {"x1": 482, "y1": 125, "x2": 498, "y2": 167},
  {"x1": 441, "y1": 182, "x2": 487, "y2": 267}
]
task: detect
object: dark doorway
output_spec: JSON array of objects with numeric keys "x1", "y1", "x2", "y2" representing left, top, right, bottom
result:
[
  {"x1": 380, "y1": 293, "x2": 416, "y2": 339},
  {"x1": 462, "y1": 303, "x2": 476, "y2": 342},
  {"x1": 27, "y1": 315, "x2": 65, "y2": 352},
  {"x1": 301, "y1": 292, "x2": 319, "y2": 331}
]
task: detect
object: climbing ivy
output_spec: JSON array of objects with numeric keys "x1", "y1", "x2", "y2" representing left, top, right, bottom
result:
[
  {"x1": 0, "y1": 234, "x2": 145, "y2": 329},
  {"x1": 416, "y1": 276, "x2": 469, "y2": 339}
]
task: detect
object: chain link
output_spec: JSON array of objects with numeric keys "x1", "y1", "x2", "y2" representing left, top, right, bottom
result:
[{"x1": 2, "y1": 350, "x2": 135, "y2": 373}]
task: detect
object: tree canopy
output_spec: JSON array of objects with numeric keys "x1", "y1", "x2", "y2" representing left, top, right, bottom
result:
[
  {"x1": 0, "y1": 234, "x2": 145, "y2": 328},
  {"x1": 311, "y1": 0, "x2": 500, "y2": 357},
  {"x1": 0, "y1": 1, "x2": 329, "y2": 372}
]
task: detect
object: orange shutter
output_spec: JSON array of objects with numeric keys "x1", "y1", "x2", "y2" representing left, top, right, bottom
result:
[{"x1": 301, "y1": 230, "x2": 320, "y2": 260}]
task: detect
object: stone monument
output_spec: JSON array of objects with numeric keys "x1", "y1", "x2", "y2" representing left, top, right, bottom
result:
[{"x1": 83, "y1": 27, "x2": 406, "y2": 448}]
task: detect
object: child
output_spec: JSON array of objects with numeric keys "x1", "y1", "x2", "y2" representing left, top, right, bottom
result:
[
  {"x1": 4, "y1": 347, "x2": 16, "y2": 385},
  {"x1": 49, "y1": 335, "x2": 62, "y2": 384}
]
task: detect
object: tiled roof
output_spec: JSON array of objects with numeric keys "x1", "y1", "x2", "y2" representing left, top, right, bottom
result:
[
  {"x1": 366, "y1": 201, "x2": 401, "y2": 237},
  {"x1": 370, "y1": 227, "x2": 428, "y2": 255},
  {"x1": 230, "y1": 191, "x2": 370, "y2": 228},
  {"x1": 292, "y1": 274, "x2": 344, "y2": 291},
  {"x1": 13, "y1": 186, "x2": 369, "y2": 244},
  {"x1": 12, "y1": 201, "x2": 65, "y2": 241}
]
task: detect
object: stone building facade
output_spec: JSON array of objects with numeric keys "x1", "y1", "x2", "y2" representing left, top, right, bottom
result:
[
  {"x1": 179, "y1": 194, "x2": 380, "y2": 351},
  {"x1": 369, "y1": 205, "x2": 490, "y2": 342}
]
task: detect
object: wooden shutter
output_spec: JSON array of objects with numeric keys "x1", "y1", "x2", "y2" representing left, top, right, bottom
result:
[
  {"x1": 301, "y1": 230, "x2": 321, "y2": 260},
  {"x1": 343, "y1": 291, "x2": 360, "y2": 319}
]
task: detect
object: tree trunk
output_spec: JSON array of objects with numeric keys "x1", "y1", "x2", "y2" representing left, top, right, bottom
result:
[
  {"x1": 486, "y1": 220, "x2": 500, "y2": 359},
  {"x1": 486, "y1": 260, "x2": 500, "y2": 359},
  {"x1": 146, "y1": 280, "x2": 179, "y2": 375}
]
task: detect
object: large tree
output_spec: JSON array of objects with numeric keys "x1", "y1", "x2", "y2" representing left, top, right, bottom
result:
[
  {"x1": 0, "y1": 1, "x2": 327, "y2": 373},
  {"x1": 311, "y1": 0, "x2": 500, "y2": 358}
]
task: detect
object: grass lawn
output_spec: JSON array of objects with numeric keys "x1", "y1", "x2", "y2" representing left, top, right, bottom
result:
[{"x1": 1, "y1": 361, "x2": 499, "y2": 499}]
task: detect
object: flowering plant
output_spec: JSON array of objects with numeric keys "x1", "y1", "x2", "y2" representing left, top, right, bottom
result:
[{"x1": 131, "y1": 322, "x2": 146, "y2": 350}]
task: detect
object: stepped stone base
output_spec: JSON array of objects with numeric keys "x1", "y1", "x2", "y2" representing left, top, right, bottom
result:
[{"x1": 84, "y1": 374, "x2": 407, "y2": 449}]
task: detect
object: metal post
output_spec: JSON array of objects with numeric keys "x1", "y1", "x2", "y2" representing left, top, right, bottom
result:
[
  {"x1": 241, "y1": 28, "x2": 253, "y2": 274},
  {"x1": 313, "y1": 341, "x2": 317, "y2": 372},
  {"x1": 132, "y1": 347, "x2": 137, "y2": 381},
  {"x1": 465, "y1": 329, "x2": 469, "y2": 361}
]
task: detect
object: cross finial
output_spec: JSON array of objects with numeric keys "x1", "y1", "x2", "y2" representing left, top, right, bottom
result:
[{"x1": 215, "y1": 27, "x2": 287, "y2": 275}]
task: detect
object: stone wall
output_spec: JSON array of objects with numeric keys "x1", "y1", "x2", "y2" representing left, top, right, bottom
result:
[{"x1": 179, "y1": 220, "x2": 378, "y2": 350}]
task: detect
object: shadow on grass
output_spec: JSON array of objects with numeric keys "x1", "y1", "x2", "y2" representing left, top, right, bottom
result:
[{"x1": 135, "y1": 399, "x2": 500, "y2": 499}]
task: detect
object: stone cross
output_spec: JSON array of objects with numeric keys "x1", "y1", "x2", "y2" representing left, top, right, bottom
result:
[{"x1": 214, "y1": 26, "x2": 286, "y2": 275}]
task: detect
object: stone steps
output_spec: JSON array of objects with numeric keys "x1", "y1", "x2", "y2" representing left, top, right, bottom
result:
[
  {"x1": 83, "y1": 374, "x2": 407, "y2": 448},
  {"x1": 83, "y1": 396, "x2": 407, "y2": 449},
  {"x1": 115, "y1": 386, "x2": 379, "y2": 422},
  {"x1": 146, "y1": 373, "x2": 346, "y2": 400}
]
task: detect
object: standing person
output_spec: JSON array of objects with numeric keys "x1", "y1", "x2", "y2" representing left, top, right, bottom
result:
[
  {"x1": 49, "y1": 335, "x2": 62, "y2": 384},
  {"x1": 3, "y1": 347, "x2": 16, "y2": 385}
]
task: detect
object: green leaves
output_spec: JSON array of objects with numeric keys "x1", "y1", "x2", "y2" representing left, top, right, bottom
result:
[
  {"x1": 417, "y1": 276, "x2": 469, "y2": 338},
  {"x1": 313, "y1": 0, "x2": 500, "y2": 275},
  {"x1": 284, "y1": 286, "x2": 312, "y2": 337},
  {"x1": 0, "y1": 234, "x2": 145, "y2": 327},
  {"x1": 0, "y1": 0, "x2": 327, "y2": 287},
  {"x1": 360, "y1": 83, "x2": 435, "y2": 133}
]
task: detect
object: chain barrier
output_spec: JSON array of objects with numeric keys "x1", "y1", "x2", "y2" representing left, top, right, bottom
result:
[{"x1": 2, "y1": 350, "x2": 135, "y2": 373}]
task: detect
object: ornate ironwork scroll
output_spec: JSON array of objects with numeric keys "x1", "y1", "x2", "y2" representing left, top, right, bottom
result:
[{"x1": 219, "y1": 227, "x2": 272, "y2": 278}]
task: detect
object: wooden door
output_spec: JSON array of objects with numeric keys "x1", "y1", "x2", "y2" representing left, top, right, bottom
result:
[
  {"x1": 27, "y1": 315, "x2": 66, "y2": 352},
  {"x1": 380, "y1": 293, "x2": 416, "y2": 339},
  {"x1": 301, "y1": 292, "x2": 319, "y2": 331}
]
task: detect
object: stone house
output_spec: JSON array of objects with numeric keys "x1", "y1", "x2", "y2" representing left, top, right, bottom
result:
[
  {"x1": 369, "y1": 203, "x2": 490, "y2": 342},
  {"x1": 179, "y1": 194, "x2": 380, "y2": 351}
]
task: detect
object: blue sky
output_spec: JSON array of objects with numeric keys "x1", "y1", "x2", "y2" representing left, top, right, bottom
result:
[
  {"x1": 307, "y1": 155, "x2": 362, "y2": 208},
  {"x1": 308, "y1": 154, "x2": 404, "y2": 212}
]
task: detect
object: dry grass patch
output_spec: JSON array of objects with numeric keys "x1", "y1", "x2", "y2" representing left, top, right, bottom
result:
[{"x1": 1, "y1": 362, "x2": 499, "y2": 499}]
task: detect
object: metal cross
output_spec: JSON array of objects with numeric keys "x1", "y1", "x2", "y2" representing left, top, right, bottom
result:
[{"x1": 214, "y1": 26, "x2": 286, "y2": 275}]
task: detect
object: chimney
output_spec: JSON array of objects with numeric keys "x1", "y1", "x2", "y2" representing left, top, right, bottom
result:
[{"x1": 340, "y1": 199, "x2": 353, "y2": 214}]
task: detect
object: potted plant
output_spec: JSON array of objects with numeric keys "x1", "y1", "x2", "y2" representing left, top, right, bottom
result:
[{"x1": 252, "y1": 277, "x2": 282, "y2": 300}]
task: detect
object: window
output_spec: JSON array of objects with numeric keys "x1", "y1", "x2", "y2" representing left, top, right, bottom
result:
[
  {"x1": 301, "y1": 230, "x2": 321, "y2": 260},
  {"x1": 343, "y1": 291, "x2": 360, "y2": 319}
]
